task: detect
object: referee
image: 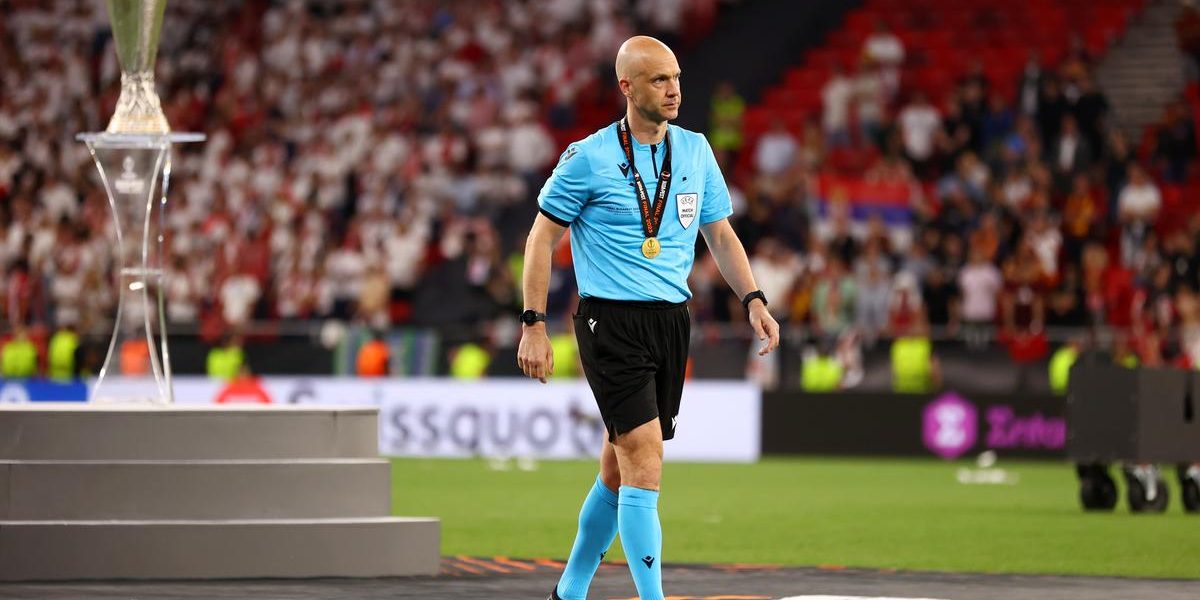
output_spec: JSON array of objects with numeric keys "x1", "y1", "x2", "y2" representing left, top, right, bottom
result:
[{"x1": 519, "y1": 36, "x2": 780, "y2": 600}]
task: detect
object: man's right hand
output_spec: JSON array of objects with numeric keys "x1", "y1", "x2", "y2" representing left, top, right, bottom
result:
[{"x1": 517, "y1": 324, "x2": 554, "y2": 383}]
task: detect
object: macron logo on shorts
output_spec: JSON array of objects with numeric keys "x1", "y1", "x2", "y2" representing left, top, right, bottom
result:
[{"x1": 588, "y1": 318, "x2": 597, "y2": 333}]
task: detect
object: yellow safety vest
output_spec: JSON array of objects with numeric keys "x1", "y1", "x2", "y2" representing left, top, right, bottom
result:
[
  {"x1": 450, "y1": 343, "x2": 490, "y2": 379},
  {"x1": 1048, "y1": 346, "x2": 1078, "y2": 395},
  {"x1": 1, "y1": 338, "x2": 38, "y2": 379},
  {"x1": 550, "y1": 332, "x2": 579, "y2": 379},
  {"x1": 207, "y1": 346, "x2": 244, "y2": 381},
  {"x1": 48, "y1": 330, "x2": 80, "y2": 381},
  {"x1": 802, "y1": 356, "x2": 842, "y2": 392},
  {"x1": 892, "y1": 336, "x2": 933, "y2": 394}
]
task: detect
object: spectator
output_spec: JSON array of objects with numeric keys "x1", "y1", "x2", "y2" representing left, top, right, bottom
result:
[
  {"x1": 1061, "y1": 174, "x2": 1102, "y2": 263},
  {"x1": 1000, "y1": 241, "x2": 1048, "y2": 334},
  {"x1": 982, "y1": 94, "x2": 1015, "y2": 152},
  {"x1": 206, "y1": 334, "x2": 245, "y2": 382},
  {"x1": 324, "y1": 232, "x2": 367, "y2": 320},
  {"x1": 938, "y1": 94, "x2": 973, "y2": 167},
  {"x1": 811, "y1": 256, "x2": 857, "y2": 339},
  {"x1": 1162, "y1": 230, "x2": 1199, "y2": 292},
  {"x1": 854, "y1": 238, "x2": 893, "y2": 342},
  {"x1": 1176, "y1": 0, "x2": 1200, "y2": 80},
  {"x1": 1025, "y1": 211, "x2": 1063, "y2": 282},
  {"x1": 1048, "y1": 338, "x2": 1083, "y2": 395},
  {"x1": 39, "y1": 176, "x2": 78, "y2": 222},
  {"x1": 862, "y1": 19, "x2": 904, "y2": 96},
  {"x1": 958, "y1": 247, "x2": 1003, "y2": 349},
  {"x1": 5, "y1": 258, "x2": 40, "y2": 327},
  {"x1": 708, "y1": 81, "x2": 745, "y2": 156},
  {"x1": 797, "y1": 119, "x2": 826, "y2": 171},
  {"x1": 1103, "y1": 129, "x2": 1135, "y2": 220},
  {"x1": 1043, "y1": 251, "x2": 1084, "y2": 320},
  {"x1": 1118, "y1": 165, "x2": 1163, "y2": 267},
  {"x1": 1153, "y1": 101, "x2": 1197, "y2": 183},
  {"x1": 357, "y1": 263, "x2": 391, "y2": 328},
  {"x1": 1, "y1": 326, "x2": 38, "y2": 379},
  {"x1": 276, "y1": 256, "x2": 317, "y2": 320},
  {"x1": 748, "y1": 237, "x2": 801, "y2": 322},
  {"x1": 49, "y1": 251, "x2": 85, "y2": 328},
  {"x1": 854, "y1": 61, "x2": 887, "y2": 147},
  {"x1": 164, "y1": 255, "x2": 199, "y2": 324},
  {"x1": 1071, "y1": 74, "x2": 1109, "y2": 152},
  {"x1": 219, "y1": 268, "x2": 262, "y2": 330},
  {"x1": 1051, "y1": 115, "x2": 1092, "y2": 187},
  {"x1": 890, "y1": 313, "x2": 940, "y2": 394},
  {"x1": 1177, "y1": 287, "x2": 1200, "y2": 366},
  {"x1": 47, "y1": 323, "x2": 80, "y2": 382},
  {"x1": 507, "y1": 105, "x2": 556, "y2": 182},
  {"x1": 1017, "y1": 51, "x2": 1045, "y2": 118},
  {"x1": 754, "y1": 119, "x2": 799, "y2": 177},
  {"x1": 355, "y1": 331, "x2": 390, "y2": 377},
  {"x1": 898, "y1": 91, "x2": 941, "y2": 177},
  {"x1": 1037, "y1": 77, "x2": 1069, "y2": 145},
  {"x1": 886, "y1": 271, "x2": 924, "y2": 337},
  {"x1": 821, "y1": 64, "x2": 854, "y2": 147}
]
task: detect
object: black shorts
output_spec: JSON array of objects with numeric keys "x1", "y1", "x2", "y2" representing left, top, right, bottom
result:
[{"x1": 573, "y1": 297, "x2": 690, "y2": 441}]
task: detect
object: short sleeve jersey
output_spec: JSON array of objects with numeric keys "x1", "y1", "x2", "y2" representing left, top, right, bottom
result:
[{"x1": 537, "y1": 123, "x2": 733, "y2": 302}]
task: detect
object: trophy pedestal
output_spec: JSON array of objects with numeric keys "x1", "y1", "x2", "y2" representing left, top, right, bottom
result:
[
  {"x1": 0, "y1": 404, "x2": 441, "y2": 580},
  {"x1": 76, "y1": 132, "x2": 203, "y2": 405}
]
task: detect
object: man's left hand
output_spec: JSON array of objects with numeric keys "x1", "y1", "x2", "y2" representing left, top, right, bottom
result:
[{"x1": 748, "y1": 302, "x2": 780, "y2": 356}]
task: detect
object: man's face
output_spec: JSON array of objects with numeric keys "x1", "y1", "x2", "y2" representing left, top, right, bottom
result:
[{"x1": 623, "y1": 54, "x2": 682, "y2": 123}]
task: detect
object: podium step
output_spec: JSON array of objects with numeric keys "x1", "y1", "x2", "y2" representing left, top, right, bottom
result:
[
  {"x1": 0, "y1": 459, "x2": 391, "y2": 520},
  {"x1": 0, "y1": 517, "x2": 440, "y2": 580},
  {"x1": 0, "y1": 404, "x2": 379, "y2": 460}
]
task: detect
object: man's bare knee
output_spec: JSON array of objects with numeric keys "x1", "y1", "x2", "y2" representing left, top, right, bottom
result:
[
  {"x1": 612, "y1": 419, "x2": 663, "y2": 490},
  {"x1": 599, "y1": 438, "x2": 621, "y2": 492}
]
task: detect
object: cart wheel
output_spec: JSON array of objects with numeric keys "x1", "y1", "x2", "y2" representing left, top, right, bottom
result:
[
  {"x1": 1179, "y1": 465, "x2": 1200, "y2": 514},
  {"x1": 1076, "y1": 464, "x2": 1117, "y2": 511},
  {"x1": 1125, "y1": 466, "x2": 1169, "y2": 513},
  {"x1": 1079, "y1": 470, "x2": 1118, "y2": 511}
]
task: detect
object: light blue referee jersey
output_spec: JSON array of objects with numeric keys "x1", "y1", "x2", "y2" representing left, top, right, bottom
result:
[{"x1": 537, "y1": 122, "x2": 733, "y2": 303}]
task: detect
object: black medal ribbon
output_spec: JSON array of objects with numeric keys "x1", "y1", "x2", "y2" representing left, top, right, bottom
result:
[{"x1": 617, "y1": 117, "x2": 672, "y2": 240}]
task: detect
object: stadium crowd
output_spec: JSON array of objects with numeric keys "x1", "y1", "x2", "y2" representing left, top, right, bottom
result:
[
  {"x1": 0, "y1": 0, "x2": 711, "y2": 340},
  {"x1": 1, "y1": 0, "x2": 1198, "y2": 379},
  {"x1": 700, "y1": 19, "x2": 1200, "y2": 373}
]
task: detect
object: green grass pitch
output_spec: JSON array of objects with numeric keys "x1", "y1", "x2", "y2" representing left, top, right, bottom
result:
[{"x1": 391, "y1": 457, "x2": 1200, "y2": 579}]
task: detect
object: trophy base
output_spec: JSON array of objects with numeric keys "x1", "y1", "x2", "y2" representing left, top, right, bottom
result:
[{"x1": 77, "y1": 132, "x2": 206, "y2": 405}]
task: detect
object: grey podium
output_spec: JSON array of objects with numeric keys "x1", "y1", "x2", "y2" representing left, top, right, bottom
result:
[{"x1": 0, "y1": 404, "x2": 440, "y2": 580}]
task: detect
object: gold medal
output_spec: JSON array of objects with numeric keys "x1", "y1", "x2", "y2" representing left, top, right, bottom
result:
[
  {"x1": 618, "y1": 118, "x2": 672, "y2": 262},
  {"x1": 641, "y1": 237, "x2": 661, "y2": 259}
]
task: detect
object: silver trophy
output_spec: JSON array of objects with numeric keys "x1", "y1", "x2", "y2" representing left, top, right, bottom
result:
[
  {"x1": 106, "y1": 0, "x2": 170, "y2": 134},
  {"x1": 78, "y1": 0, "x2": 203, "y2": 403}
]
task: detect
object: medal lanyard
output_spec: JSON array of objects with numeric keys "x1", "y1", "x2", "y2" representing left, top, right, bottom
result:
[{"x1": 617, "y1": 117, "x2": 672, "y2": 239}]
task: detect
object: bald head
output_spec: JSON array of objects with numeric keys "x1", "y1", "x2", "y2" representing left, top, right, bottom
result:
[
  {"x1": 615, "y1": 36, "x2": 676, "y2": 81},
  {"x1": 615, "y1": 36, "x2": 681, "y2": 127}
]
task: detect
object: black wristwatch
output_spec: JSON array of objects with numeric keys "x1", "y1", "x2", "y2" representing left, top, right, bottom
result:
[
  {"x1": 741, "y1": 290, "x2": 768, "y2": 311},
  {"x1": 520, "y1": 309, "x2": 547, "y2": 326}
]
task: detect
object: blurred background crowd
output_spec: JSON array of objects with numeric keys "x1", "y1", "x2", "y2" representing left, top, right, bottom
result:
[{"x1": 1, "y1": 0, "x2": 1198, "y2": 391}]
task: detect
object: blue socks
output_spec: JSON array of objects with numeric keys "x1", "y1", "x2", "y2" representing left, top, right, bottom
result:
[
  {"x1": 555, "y1": 479, "x2": 666, "y2": 600},
  {"x1": 555, "y1": 475, "x2": 619, "y2": 600},
  {"x1": 618, "y1": 485, "x2": 664, "y2": 600}
]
